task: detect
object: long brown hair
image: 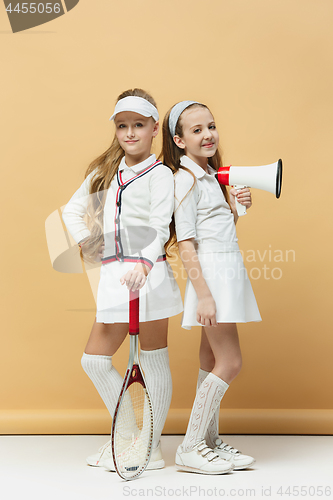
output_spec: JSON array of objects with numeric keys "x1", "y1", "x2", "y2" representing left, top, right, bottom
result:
[
  {"x1": 160, "y1": 102, "x2": 231, "y2": 251},
  {"x1": 82, "y1": 88, "x2": 158, "y2": 262}
]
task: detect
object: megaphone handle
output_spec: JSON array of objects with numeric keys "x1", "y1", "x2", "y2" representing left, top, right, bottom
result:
[{"x1": 233, "y1": 184, "x2": 247, "y2": 216}]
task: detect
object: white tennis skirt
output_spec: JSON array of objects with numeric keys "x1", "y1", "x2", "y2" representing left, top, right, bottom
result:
[
  {"x1": 96, "y1": 260, "x2": 183, "y2": 323},
  {"x1": 181, "y1": 251, "x2": 261, "y2": 329}
]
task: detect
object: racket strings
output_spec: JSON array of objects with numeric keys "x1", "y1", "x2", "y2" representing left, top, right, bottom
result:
[
  {"x1": 117, "y1": 391, "x2": 139, "y2": 441},
  {"x1": 114, "y1": 380, "x2": 153, "y2": 479}
]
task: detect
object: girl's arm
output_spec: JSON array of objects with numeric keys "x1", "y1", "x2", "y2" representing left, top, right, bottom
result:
[
  {"x1": 62, "y1": 172, "x2": 105, "y2": 262},
  {"x1": 62, "y1": 173, "x2": 93, "y2": 244},
  {"x1": 178, "y1": 239, "x2": 217, "y2": 327},
  {"x1": 174, "y1": 169, "x2": 217, "y2": 326},
  {"x1": 229, "y1": 187, "x2": 252, "y2": 224}
]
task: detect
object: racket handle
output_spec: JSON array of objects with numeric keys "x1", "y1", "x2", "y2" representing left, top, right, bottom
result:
[{"x1": 129, "y1": 290, "x2": 139, "y2": 335}]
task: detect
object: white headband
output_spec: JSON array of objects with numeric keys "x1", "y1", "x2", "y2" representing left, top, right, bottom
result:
[
  {"x1": 109, "y1": 96, "x2": 159, "y2": 122},
  {"x1": 168, "y1": 100, "x2": 199, "y2": 137}
]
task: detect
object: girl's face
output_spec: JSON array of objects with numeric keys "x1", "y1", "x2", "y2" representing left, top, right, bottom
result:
[
  {"x1": 115, "y1": 111, "x2": 159, "y2": 166},
  {"x1": 174, "y1": 107, "x2": 219, "y2": 169}
]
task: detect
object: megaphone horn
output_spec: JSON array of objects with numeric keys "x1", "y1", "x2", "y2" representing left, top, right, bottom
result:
[{"x1": 216, "y1": 159, "x2": 283, "y2": 216}]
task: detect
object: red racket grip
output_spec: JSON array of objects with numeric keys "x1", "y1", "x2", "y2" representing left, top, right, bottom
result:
[{"x1": 129, "y1": 290, "x2": 139, "y2": 335}]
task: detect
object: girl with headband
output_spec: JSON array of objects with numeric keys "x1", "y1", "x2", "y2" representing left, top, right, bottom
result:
[
  {"x1": 162, "y1": 101, "x2": 261, "y2": 474},
  {"x1": 62, "y1": 88, "x2": 183, "y2": 471}
]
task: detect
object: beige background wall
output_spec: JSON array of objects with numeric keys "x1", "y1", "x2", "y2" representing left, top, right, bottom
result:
[{"x1": 1, "y1": 0, "x2": 333, "y2": 434}]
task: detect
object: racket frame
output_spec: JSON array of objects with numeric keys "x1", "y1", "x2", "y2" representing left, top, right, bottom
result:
[{"x1": 111, "y1": 290, "x2": 153, "y2": 480}]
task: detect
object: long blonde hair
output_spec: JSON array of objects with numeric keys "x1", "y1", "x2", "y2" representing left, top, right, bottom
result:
[
  {"x1": 82, "y1": 88, "x2": 158, "y2": 261},
  {"x1": 160, "y1": 102, "x2": 231, "y2": 251}
]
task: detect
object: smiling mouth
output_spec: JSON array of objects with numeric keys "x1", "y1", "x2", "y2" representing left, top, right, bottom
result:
[
  {"x1": 125, "y1": 140, "x2": 138, "y2": 143},
  {"x1": 202, "y1": 143, "x2": 214, "y2": 148}
]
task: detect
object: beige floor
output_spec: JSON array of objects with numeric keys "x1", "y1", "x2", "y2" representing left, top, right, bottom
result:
[{"x1": 0, "y1": 435, "x2": 332, "y2": 500}]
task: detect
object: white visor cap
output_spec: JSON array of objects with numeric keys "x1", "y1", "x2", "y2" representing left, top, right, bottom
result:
[{"x1": 109, "y1": 96, "x2": 159, "y2": 122}]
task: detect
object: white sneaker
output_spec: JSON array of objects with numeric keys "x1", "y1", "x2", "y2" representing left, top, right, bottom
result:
[
  {"x1": 103, "y1": 441, "x2": 165, "y2": 471},
  {"x1": 175, "y1": 440, "x2": 234, "y2": 475},
  {"x1": 147, "y1": 442, "x2": 165, "y2": 469},
  {"x1": 213, "y1": 438, "x2": 256, "y2": 470},
  {"x1": 86, "y1": 441, "x2": 111, "y2": 467}
]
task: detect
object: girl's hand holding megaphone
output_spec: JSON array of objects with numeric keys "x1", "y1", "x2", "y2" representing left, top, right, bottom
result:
[
  {"x1": 215, "y1": 159, "x2": 282, "y2": 217},
  {"x1": 229, "y1": 187, "x2": 252, "y2": 221}
]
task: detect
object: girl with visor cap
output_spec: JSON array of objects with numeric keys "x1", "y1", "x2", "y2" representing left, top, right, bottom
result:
[{"x1": 62, "y1": 89, "x2": 183, "y2": 471}]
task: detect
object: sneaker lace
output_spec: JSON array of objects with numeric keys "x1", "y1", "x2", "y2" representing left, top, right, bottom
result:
[
  {"x1": 196, "y1": 441, "x2": 220, "y2": 462},
  {"x1": 215, "y1": 438, "x2": 240, "y2": 455},
  {"x1": 98, "y1": 441, "x2": 111, "y2": 455}
]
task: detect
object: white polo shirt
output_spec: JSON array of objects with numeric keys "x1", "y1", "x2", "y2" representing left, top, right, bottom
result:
[
  {"x1": 62, "y1": 154, "x2": 174, "y2": 268},
  {"x1": 174, "y1": 155, "x2": 239, "y2": 253}
]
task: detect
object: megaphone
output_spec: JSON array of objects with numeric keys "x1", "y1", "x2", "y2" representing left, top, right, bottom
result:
[{"x1": 216, "y1": 159, "x2": 283, "y2": 216}]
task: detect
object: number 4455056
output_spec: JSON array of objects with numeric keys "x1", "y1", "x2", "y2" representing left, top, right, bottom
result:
[
  {"x1": 277, "y1": 486, "x2": 332, "y2": 497},
  {"x1": 6, "y1": 3, "x2": 61, "y2": 14}
]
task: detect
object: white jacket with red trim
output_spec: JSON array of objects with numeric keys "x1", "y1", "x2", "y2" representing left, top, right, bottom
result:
[{"x1": 62, "y1": 154, "x2": 174, "y2": 269}]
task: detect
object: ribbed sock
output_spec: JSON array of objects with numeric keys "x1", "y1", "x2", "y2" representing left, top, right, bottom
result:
[
  {"x1": 140, "y1": 347, "x2": 172, "y2": 449},
  {"x1": 81, "y1": 352, "x2": 123, "y2": 417},
  {"x1": 197, "y1": 368, "x2": 220, "y2": 449},
  {"x1": 182, "y1": 372, "x2": 229, "y2": 452}
]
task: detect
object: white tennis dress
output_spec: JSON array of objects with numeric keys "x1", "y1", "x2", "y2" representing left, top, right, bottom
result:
[
  {"x1": 62, "y1": 154, "x2": 183, "y2": 323},
  {"x1": 174, "y1": 155, "x2": 261, "y2": 329}
]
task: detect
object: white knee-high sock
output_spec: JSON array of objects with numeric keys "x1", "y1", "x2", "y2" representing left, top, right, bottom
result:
[
  {"x1": 140, "y1": 347, "x2": 172, "y2": 449},
  {"x1": 81, "y1": 353, "x2": 123, "y2": 417},
  {"x1": 182, "y1": 372, "x2": 229, "y2": 452},
  {"x1": 197, "y1": 368, "x2": 220, "y2": 449}
]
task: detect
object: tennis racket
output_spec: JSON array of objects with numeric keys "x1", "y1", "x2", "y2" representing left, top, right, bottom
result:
[{"x1": 111, "y1": 289, "x2": 154, "y2": 480}]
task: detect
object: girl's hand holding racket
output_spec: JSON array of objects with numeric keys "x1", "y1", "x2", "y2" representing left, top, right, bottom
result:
[
  {"x1": 120, "y1": 263, "x2": 150, "y2": 291},
  {"x1": 229, "y1": 187, "x2": 252, "y2": 211},
  {"x1": 197, "y1": 295, "x2": 217, "y2": 327}
]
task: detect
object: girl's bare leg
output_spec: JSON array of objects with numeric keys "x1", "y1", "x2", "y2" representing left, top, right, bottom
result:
[
  {"x1": 139, "y1": 318, "x2": 168, "y2": 350},
  {"x1": 200, "y1": 324, "x2": 255, "y2": 468},
  {"x1": 203, "y1": 323, "x2": 242, "y2": 384},
  {"x1": 181, "y1": 324, "x2": 241, "y2": 454},
  {"x1": 199, "y1": 326, "x2": 215, "y2": 372},
  {"x1": 84, "y1": 317, "x2": 168, "y2": 355},
  {"x1": 197, "y1": 324, "x2": 241, "y2": 448},
  {"x1": 84, "y1": 320, "x2": 129, "y2": 356}
]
